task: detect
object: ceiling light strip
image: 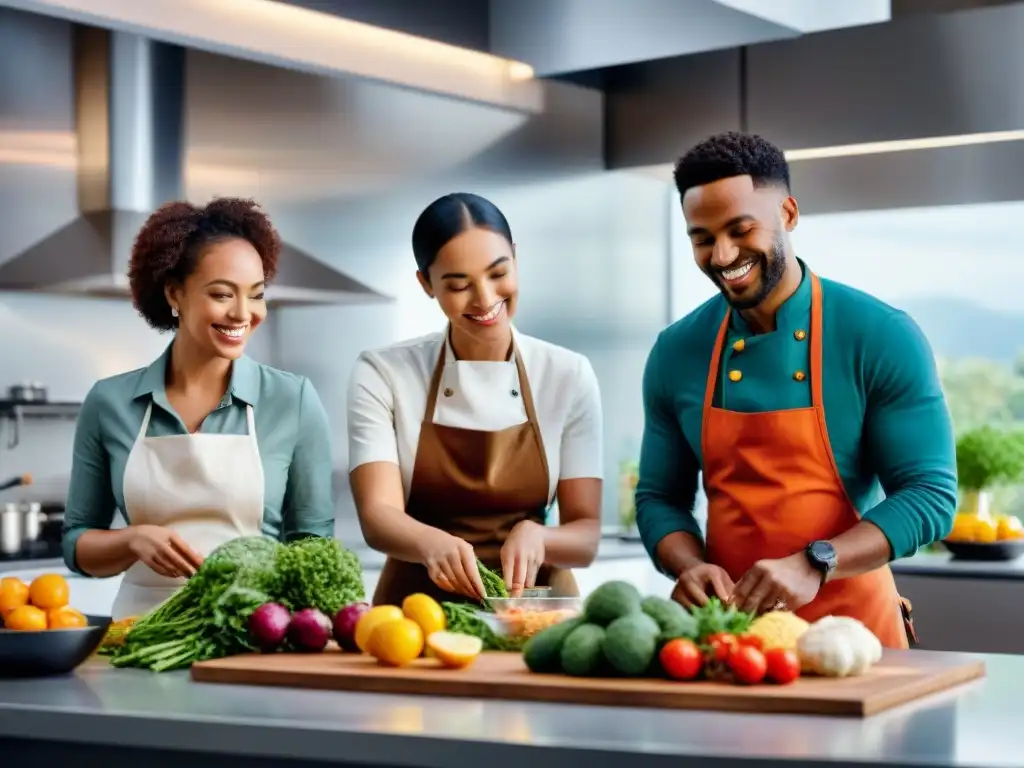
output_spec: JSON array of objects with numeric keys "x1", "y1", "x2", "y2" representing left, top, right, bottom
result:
[
  {"x1": 0, "y1": 0, "x2": 542, "y2": 112},
  {"x1": 784, "y1": 130, "x2": 1024, "y2": 161}
]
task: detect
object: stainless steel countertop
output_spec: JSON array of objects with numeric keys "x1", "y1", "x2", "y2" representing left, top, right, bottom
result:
[{"x1": 0, "y1": 651, "x2": 1017, "y2": 768}]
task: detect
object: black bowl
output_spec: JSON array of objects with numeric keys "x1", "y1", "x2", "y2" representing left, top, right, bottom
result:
[
  {"x1": 943, "y1": 539, "x2": 1024, "y2": 562},
  {"x1": 0, "y1": 614, "x2": 111, "y2": 678}
]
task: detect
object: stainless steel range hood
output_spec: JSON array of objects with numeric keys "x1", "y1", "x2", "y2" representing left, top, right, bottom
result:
[{"x1": 0, "y1": 25, "x2": 389, "y2": 306}]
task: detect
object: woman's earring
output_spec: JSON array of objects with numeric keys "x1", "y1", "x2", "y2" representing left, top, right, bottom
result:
[{"x1": 171, "y1": 307, "x2": 179, "y2": 318}]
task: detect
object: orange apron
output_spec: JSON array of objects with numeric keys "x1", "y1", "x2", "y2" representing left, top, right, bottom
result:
[
  {"x1": 372, "y1": 338, "x2": 578, "y2": 606},
  {"x1": 701, "y1": 272, "x2": 911, "y2": 649}
]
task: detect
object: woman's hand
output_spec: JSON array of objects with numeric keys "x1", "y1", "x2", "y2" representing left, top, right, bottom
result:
[
  {"x1": 501, "y1": 520, "x2": 547, "y2": 596},
  {"x1": 418, "y1": 529, "x2": 487, "y2": 601},
  {"x1": 128, "y1": 525, "x2": 205, "y2": 579}
]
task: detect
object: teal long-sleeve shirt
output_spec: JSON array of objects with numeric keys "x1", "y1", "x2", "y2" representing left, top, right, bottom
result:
[
  {"x1": 62, "y1": 342, "x2": 336, "y2": 575},
  {"x1": 635, "y1": 261, "x2": 958, "y2": 567}
]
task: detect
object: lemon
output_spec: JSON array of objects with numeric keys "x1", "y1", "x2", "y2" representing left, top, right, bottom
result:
[
  {"x1": 974, "y1": 518, "x2": 998, "y2": 543},
  {"x1": 402, "y1": 593, "x2": 446, "y2": 636},
  {"x1": 355, "y1": 605, "x2": 404, "y2": 653},
  {"x1": 368, "y1": 618, "x2": 425, "y2": 667},
  {"x1": 426, "y1": 631, "x2": 483, "y2": 669},
  {"x1": 997, "y1": 516, "x2": 1024, "y2": 540}
]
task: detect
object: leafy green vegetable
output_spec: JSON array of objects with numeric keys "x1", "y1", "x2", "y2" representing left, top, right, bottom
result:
[
  {"x1": 956, "y1": 426, "x2": 1024, "y2": 491},
  {"x1": 109, "y1": 535, "x2": 365, "y2": 672},
  {"x1": 477, "y1": 560, "x2": 508, "y2": 600},
  {"x1": 441, "y1": 601, "x2": 524, "y2": 652},
  {"x1": 276, "y1": 537, "x2": 365, "y2": 616},
  {"x1": 689, "y1": 598, "x2": 753, "y2": 641}
]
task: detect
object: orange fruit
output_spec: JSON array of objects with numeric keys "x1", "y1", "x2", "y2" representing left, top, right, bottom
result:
[
  {"x1": 48, "y1": 606, "x2": 88, "y2": 629},
  {"x1": 4, "y1": 604, "x2": 48, "y2": 631},
  {"x1": 354, "y1": 605, "x2": 404, "y2": 653},
  {"x1": 367, "y1": 618, "x2": 425, "y2": 667},
  {"x1": 0, "y1": 577, "x2": 30, "y2": 619},
  {"x1": 402, "y1": 593, "x2": 446, "y2": 636},
  {"x1": 29, "y1": 573, "x2": 69, "y2": 610}
]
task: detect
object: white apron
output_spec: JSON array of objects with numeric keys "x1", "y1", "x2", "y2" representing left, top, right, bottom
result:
[{"x1": 110, "y1": 401, "x2": 265, "y2": 620}]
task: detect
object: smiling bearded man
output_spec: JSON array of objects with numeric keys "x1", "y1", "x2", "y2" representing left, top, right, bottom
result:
[{"x1": 634, "y1": 131, "x2": 958, "y2": 649}]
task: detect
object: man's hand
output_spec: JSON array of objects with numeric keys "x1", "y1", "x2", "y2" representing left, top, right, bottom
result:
[
  {"x1": 731, "y1": 553, "x2": 822, "y2": 615},
  {"x1": 671, "y1": 562, "x2": 735, "y2": 608}
]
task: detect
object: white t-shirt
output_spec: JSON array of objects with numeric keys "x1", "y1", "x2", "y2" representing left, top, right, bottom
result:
[{"x1": 346, "y1": 328, "x2": 604, "y2": 505}]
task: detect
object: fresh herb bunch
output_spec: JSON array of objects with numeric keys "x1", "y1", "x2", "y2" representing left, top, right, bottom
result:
[
  {"x1": 956, "y1": 426, "x2": 1024, "y2": 491},
  {"x1": 276, "y1": 537, "x2": 365, "y2": 617},
  {"x1": 109, "y1": 535, "x2": 365, "y2": 672},
  {"x1": 477, "y1": 560, "x2": 508, "y2": 600},
  {"x1": 690, "y1": 597, "x2": 754, "y2": 641}
]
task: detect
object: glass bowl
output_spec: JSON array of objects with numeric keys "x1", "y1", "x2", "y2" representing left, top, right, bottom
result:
[{"x1": 484, "y1": 596, "x2": 582, "y2": 639}]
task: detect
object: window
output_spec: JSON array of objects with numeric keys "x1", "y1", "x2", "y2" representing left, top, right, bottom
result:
[{"x1": 794, "y1": 202, "x2": 1024, "y2": 519}]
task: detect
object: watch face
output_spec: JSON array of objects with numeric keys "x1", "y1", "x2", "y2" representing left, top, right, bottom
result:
[{"x1": 809, "y1": 540, "x2": 837, "y2": 568}]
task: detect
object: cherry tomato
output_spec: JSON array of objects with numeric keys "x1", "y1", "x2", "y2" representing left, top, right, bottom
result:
[
  {"x1": 705, "y1": 634, "x2": 736, "y2": 663},
  {"x1": 736, "y1": 634, "x2": 764, "y2": 651},
  {"x1": 728, "y1": 645, "x2": 767, "y2": 685},
  {"x1": 659, "y1": 638, "x2": 704, "y2": 681},
  {"x1": 764, "y1": 648, "x2": 801, "y2": 685}
]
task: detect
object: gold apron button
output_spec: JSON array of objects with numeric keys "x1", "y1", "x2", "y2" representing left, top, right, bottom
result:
[
  {"x1": 511, "y1": 389, "x2": 519, "y2": 398},
  {"x1": 794, "y1": 329, "x2": 807, "y2": 341},
  {"x1": 443, "y1": 387, "x2": 454, "y2": 397},
  {"x1": 793, "y1": 371, "x2": 806, "y2": 382},
  {"x1": 728, "y1": 370, "x2": 742, "y2": 382},
  {"x1": 732, "y1": 339, "x2": 745, "y2": 352}
]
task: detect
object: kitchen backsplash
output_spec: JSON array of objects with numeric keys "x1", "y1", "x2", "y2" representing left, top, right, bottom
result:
[{"x1": 0, "y1": 12, "x2": 675, "y2": 533}]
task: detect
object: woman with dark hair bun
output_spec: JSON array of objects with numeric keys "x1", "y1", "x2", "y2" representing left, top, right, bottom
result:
[
  {"x1": 62, "y1": 197, "x2": 334, "y2": 619},
  {"x1": 347, "y1": 192, "x2": 603, "y2": 605}
]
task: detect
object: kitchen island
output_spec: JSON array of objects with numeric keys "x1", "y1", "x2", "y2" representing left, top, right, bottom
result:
[{"x1": 0, "y1": 651, "x2": 1018, "y2": 768}]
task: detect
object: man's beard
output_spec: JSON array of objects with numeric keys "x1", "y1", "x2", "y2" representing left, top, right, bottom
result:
[{"x1": 710, "y1": 236, "x2": 787, "y2": 311}]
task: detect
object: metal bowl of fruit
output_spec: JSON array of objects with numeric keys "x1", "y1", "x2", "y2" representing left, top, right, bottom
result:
[{"x1": 484, "y1": 596, "x2": 582, "y2": 640}]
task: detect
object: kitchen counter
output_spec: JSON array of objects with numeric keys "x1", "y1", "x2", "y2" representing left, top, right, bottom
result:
[
  {"x1": 890, "y1": 550, "x2": 1024, "y2": 579},
  {"x1": 0, "y1": 650, "x2": 1017, "y2": 768}
]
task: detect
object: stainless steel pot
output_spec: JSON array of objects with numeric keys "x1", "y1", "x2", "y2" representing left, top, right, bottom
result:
[
  {"x1": 7, "y1": 382, "x2": 48, "y2": 402},
  {"x1": 0, "y1": 502, "x2": 46, "y2": 555}
]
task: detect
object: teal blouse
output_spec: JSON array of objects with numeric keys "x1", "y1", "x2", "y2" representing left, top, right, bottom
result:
[
  {"x1": 62, "y1": 343, "x2": 335, "y2": 575},
  {"x1": 635, "y1": 261, "x2": 958, "y2": 564}
]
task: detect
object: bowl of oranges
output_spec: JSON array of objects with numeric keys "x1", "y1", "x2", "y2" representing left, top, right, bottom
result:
[
  {"x1": 0, "y1": 573, "x2": 110, "y2": 677},
  {"x1": 943, "y1": 511, "x2": 1024, "y2": 562}
]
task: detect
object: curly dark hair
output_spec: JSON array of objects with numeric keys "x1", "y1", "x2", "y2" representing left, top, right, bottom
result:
[
  {"x1": 673, "y1": 131, "x2": 790, "y2": 198},
  {"x1": 128, "y1": 197, "x2": 281, "y2": 331}
]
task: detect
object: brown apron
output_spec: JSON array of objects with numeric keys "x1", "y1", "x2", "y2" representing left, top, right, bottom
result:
[{"x1": 372, "y1": 337, "x2": 579, "y2": 606}]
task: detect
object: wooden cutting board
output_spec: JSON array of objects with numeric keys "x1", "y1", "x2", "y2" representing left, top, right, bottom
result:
[{"x1": 191, "y1": 648, "x2": 985, "y2": 717}]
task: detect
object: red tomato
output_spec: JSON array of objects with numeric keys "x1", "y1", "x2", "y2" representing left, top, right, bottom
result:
[
  {"x1": 764, "y1": 648, "x2": 801, "y2": 685},
  {"x1": 705, "y1": 633, "x2": 737, "y2": 663},
  {"x1": 728, "y1": 645, "x2": 767, "y2": 685},
  {"x1": 659, "y1": 638, "x2": 703, "y2": 681},
  {"x1": 736, "y1": 634, "x2": 764, "y2": 651}
]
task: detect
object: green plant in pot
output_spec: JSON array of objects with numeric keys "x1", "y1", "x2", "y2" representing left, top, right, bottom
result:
[{"x1": 955, "y1": 426, "x2": 1024, "y2": 518}]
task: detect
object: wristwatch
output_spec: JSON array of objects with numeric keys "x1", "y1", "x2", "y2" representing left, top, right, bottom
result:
[{"x1": 804, "y1": 540, "x2": 837, "y2": 583}]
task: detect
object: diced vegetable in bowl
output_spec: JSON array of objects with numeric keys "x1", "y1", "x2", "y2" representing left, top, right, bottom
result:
[{"x1": 484, "y1": 596, "x2": 582, "y2": 639}]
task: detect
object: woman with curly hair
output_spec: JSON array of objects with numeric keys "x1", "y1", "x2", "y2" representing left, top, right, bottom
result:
[{"x1": 62, "y1": 197, "x2": 335, "y2": 619}]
